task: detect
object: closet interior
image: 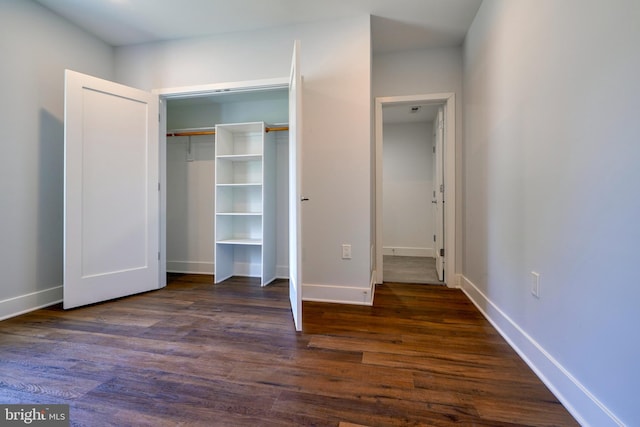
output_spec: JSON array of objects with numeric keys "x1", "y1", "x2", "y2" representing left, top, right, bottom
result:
[{"x1": 165, "y1": 89, "x2": 290, "y2": 285}]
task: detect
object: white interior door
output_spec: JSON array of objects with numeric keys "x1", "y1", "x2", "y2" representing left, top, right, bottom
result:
[
  {"x1": 433, "y1": 108, "x2": 445, "y2": 281},
  {"x1": 64, "y1": 70, "x2": 160, "y2": 309},
  {"x1": 288, "y1": 41, "x2": 303, "y2": 331}
]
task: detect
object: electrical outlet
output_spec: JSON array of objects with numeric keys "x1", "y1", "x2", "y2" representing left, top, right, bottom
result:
[
  {"x1": 531, "y1": 272, "x2": 540, "y2": 298},
  {"x1": 342, "y1": 244, "x2": 352, "y2": 260}
]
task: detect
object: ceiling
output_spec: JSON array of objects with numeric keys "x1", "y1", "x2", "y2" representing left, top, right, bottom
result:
[
  {"x1": 34, "y1": 0, "x2": 482, "y2": 53},
  {"x1": 36, "y1": 0, "x2": 479, "y2": 124}
]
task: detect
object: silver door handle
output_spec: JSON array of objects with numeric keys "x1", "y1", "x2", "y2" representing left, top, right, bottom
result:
[
  {"x1": 301, "y1": 197, "x2": 309, "y2": 202},
  {"x1": 431, "y1": 200, "x2": 437, "y2": 204}
]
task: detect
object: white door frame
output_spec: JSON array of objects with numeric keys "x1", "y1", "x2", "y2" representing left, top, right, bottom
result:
[
  {"x1": 375, "y1": 93, "x2": 456, "y2": 287},
  {"x1": 153, "y1": 77, "x2": 290, "y2": 286}
]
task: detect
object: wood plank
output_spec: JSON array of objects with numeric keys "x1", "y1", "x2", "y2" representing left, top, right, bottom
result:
[{"x1": 0, "y1": 276, "x2": 578, "y2": 426}]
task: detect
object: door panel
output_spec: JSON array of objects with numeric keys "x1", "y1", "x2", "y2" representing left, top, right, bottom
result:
[
  {"x1": 433, "y1": 108, "x2": 445, "y2": 281},
  {"x1": 288, "y1": 41, "x2": 303, "y2": 331},
  {"x1": 64, "y1": 70, "x2": 159, "y2": 309}
]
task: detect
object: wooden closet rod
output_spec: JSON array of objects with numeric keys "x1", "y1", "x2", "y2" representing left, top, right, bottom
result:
[{"x1": 167, "y1": 125, "x2": 289, "y2": 137}]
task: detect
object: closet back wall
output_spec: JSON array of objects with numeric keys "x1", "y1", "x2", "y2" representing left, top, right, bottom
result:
[
  {"x1": 166, "y1": 95, "x2": 290, "y2": 277},
  {"x1": 382, "y1": 121, "x2": 434, "y2": 258},
  {"x1": 0, "y1": 0, "x2": 114, "y2": 318}
]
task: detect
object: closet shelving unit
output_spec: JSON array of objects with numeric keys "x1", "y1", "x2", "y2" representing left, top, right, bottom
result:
[{"x1": 213, "y1": 122, "x2": 276, "y2": 286}]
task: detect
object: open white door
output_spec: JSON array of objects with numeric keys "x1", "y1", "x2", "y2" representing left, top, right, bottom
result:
[
  {"x1": 64, "y1": 70, "x2": 160, "y2": 309},
  {"x1": 288, "y1": 41, "x2": 303, "y2": 331},
  {"x1": 433, "y1": 108, "x2": 445, "y2": 281}
]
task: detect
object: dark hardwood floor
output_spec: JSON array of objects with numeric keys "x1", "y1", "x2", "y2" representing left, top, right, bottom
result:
[{"x1": 0, "y1": 274, "x2": 578, "y2": 426}]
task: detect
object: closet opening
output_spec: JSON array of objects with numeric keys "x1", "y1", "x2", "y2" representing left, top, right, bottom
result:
[{"x1": 160, "y1": 85, "x2": 291, "y2": 286}]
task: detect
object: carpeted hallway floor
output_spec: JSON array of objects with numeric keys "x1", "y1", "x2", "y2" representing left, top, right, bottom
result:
[{"x1": 383, "y1": 255, "x2": 444, "y2": 284}]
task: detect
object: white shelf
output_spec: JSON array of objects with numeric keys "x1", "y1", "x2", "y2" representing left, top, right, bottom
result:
[
  {"x1": 216, "y1": 156, "x2": 262, "y2": 185},
  {"x1": 216, "y1": 154, "x2": 262, "y2": 161},
  {"x1": 216, "y1": 238, "x2": 262, "y2": 245},
  {"x1": 215, "y1": 122, "x2": 263, "y2": 156},
  {"x1": 214, "y1": 121, "x2": 276, "y2": 286},
  {"x1": 216, "y1": 183, "x2": 262, "y2": 187},
  {"x1": 216, "y1": 185, "x2": 262, "y2": 214}
]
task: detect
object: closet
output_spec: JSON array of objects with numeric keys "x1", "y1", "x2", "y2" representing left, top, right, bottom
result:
[{"x1": 165, "y1": 89, "x2": 289, "y2": 285}]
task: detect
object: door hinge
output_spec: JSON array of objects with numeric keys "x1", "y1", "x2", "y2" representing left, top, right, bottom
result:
[
  {"x1": 440, "y1": 184, "x2": 444, "y2": 193},
  {"x1": 433, "y1": 235, "x2": 436, "y2": 242},
  {"x1": 157, "y1": 251, "x2": 160, "y2": 260},
  {"x1": 440, "y1": 248, "x2": 444, "y2": 257},
  {"x1": 158, "y1": 182, "x2": 161, "y2": 191}
]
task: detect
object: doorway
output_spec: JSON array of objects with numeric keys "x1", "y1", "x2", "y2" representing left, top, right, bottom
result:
[
  {"x1": 374, "y1": 93, "x2": 456, "y2": 287},
  {"x1": 381, "y1": 103, "x2": 443, "y2": 284}
]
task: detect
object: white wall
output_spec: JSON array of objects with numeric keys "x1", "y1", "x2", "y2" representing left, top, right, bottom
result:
[
  {"x1": 115, "y1": 16, "x2": 372, "y2": 304},
  {"x1": 166, "y1": 134, "x2": 216, "y2": 274},
  {"x1": 0, "y1": 0, "x2": 114, "y2": 319},
  {"x1": 462, "y1": 1, "x2": 640, "y2": 425},
  {"x1": 373, "y1": 47, "x2": 462, "y2": 97},
  {"x1": 373, "y1": 47, "x2": 463, "y2": 271},
  {"x1": 382, "y1": 122, "x2": 434, "y2": 257}
]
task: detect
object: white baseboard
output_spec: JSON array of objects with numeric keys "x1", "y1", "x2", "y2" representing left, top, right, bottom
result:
[
  {"x1": 0, "y1": 286, "x2": 63, "y2": 321},
  {"x1": 460, "y1": 275, "x2": 623, "y2": 427},
  {"x1": 383, "y1": 246, "x2": 433, "y2": 257},
  {"x1": 167, "y1": 261, "x2": 214, "y2": 274},
  {"x1": 303, "y1": 283, "x2": 373, "y2": 306}
]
